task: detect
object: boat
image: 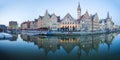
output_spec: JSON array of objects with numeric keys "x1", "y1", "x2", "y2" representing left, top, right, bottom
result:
[{"x1": 0, "y1": 32, "x2": 12, "y2": 39}]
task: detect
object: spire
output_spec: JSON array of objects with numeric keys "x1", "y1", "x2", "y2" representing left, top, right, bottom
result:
[
  {"x1": 107, "y1": 12, "x2": 110, "y2": 19},
  {"x1": 85, "y1": 10, "x2": 89, "y2": 15},
  {"x1": 95, "y1": 13, "x2": 98, "y2": 18},
  {"x1": 45, "y1": 9, "x2": 48, "y2": 16},
  {"x1": 77, "y1": 2, "x2": 81, "y2": 10},
  {"x1": 78, "y1": 2, "x2": 80, "y2": 7},
  {"x1": 44, "y1": 9, "x2": 50, "y2": 18},
  {"x1": 77, "y1": 2, "x2": 81, "y2": 19}
]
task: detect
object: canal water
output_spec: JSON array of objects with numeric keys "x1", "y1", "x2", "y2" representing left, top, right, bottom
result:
[{"x1": 0, "y1": 33, "x2": 120, "y2": 60}]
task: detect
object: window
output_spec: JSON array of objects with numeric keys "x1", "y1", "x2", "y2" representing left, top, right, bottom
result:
[{"x1": 67, "y1": 16, "x2": 69, "y2": 19}]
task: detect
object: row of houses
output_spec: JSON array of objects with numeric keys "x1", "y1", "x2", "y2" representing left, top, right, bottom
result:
[{"x1": 21, "y1": 3, "x2": 119, "y2": 32}]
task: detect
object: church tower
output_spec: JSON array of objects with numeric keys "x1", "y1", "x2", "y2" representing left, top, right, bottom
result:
[
  {"x1": 107, "y1": 12, "x2": 110, "y2": 19},
  {"x1": 77, "y1": 2, "x2": 81, "y2": 19}
]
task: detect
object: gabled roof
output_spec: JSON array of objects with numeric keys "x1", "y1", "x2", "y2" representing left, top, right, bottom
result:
[
  {"x1": 62, "y1": 13, "x2": 74, "y2": 21},
  {"x1": 77, "y1": 15, "x2": 84, "y2": 21},
  {"x1": 38, "y1": 15, "x2": 42, "y2": 19},
  {"x1": 34, "y1": 19, "x2": 38, "y2": 22},
  {"x1": 51, "y1": 13, "x2": 57, "y2": 19},
  {"x1": 92, "y1": 13, "x2": 98, "y2": 20},
  {"x1": 84, "y1": 11, "x2": 90, "y2": 18}
]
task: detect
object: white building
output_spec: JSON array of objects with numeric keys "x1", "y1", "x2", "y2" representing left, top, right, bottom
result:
[
  {"x1": 99, "y1": 12, "x2": 114, "y2": 30},
  {"x1": 30, "y1": 20, "x2": 37, "y2": 30},
  {"x1": 106, "y1": 12, "x2": 114, "y2": 30},
  {"x1": 79, "y1": 11, "x2": 92, "y2": 32}
]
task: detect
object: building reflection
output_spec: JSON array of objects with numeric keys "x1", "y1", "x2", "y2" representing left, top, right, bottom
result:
[
  {"x1": 59, "y1": 36, "x2": 79, "y2": 53},
  {"x1": 21, "y1": 33, "x2": 116, "y2": 57},
  {"x1": 11, "y1": 34, "x2": 18, "y2": 41}
]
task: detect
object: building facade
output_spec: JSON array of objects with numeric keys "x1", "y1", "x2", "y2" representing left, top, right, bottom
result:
[
  {"x1": 50, "y1": 13, "x2": 59, "y2": 31},
  {"x1": 99, "y1": 12, "x2": 114, "y2": 30},
  {"x1": 106, "y1": 12, "x2": 114, "y2": 30},
  {"x1": 9, "y1": 21, "x2": 18, "y2": 30},
  {"x1": 41, "y1": 10, "x2": 51, "y2": 29},
  {"x1": 37, "y1": 16, "x2": 42, "y2": 29},
  {"x1": 79, "y1": 11, "x2": 92, "y2": 32},
  {"x1": 92, "y1": 13, "x2": 100, "y2": 31},
  {"x1": 21, "y1": 3, "x2": 117, "y2": 32},
  {"x1": 21, "y1": 21, "x2": 30, "y2": 30},
  {"x1": 59, "y1": 13, "x2": 79, "y2": 31}
]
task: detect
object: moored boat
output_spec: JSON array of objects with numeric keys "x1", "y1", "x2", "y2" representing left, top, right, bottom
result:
[{"x1": 0, "y1": 32, "x2": 12, "y2": 39}]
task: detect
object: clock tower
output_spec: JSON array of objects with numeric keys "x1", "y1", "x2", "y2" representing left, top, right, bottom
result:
[{"x1": 77, "y1": 2, "x2": 81, "y2": 19}]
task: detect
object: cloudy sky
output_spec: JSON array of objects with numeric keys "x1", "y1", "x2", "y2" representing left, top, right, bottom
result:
[{"x1": 0, "y1": 0, "x2": 120, "y2": 26}]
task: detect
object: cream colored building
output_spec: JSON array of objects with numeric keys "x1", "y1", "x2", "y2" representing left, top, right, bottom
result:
[
  {"x1": 36, "y1": 10, "x2": 60, "y2": 30},
  {"x1": 37, "y1": 16, "x2": 42, "y2": 29},
  {"x1": 9, "y1": 21, "x2": 18, "y2": 30},
  {"x1": 50, "y1": 13, "x2": 59, "y2": 31},
  {"x1": 92, "y1": 13, "x2": 100, "y2": 31},
  {"x1": 21, "y1": 23, "x2": 28, "y2": 30},
  {"x1": 59, "y1": 13, "x2": 79, "y2": 31},
  {"x1": 41, "y1": 10, "x2": 51, "y2": 29}
]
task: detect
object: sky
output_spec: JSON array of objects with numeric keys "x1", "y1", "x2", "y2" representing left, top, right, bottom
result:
[{"x1": 0, "y1": 0, "x2": 120, "y2": 26}]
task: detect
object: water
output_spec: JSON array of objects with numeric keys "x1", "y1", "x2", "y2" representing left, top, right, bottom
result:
[{"x1": 0, "y1": 33, "x2": 120, "y2": 60}]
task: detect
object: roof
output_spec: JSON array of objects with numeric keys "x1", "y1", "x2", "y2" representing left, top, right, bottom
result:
[
  {"x1": 0, "y1": 25, "x2": 7, "y2": 29},
  {"x1": 34, "y1": 19, "x2": 38, "y2": 22},
  {"x1": 77, "y1": 15, "x2": 84, "y2": 21},
  {"x1": 92, "y1": 14, "x2": 96, "y2": 20},
  {"x1": 61, "y1": 13, "x2": 74, "y2": 21},
  {"x1": 57, "y1": 16, "x2": 61, "y2": 22},
  {"x1": 99, "y1": 19, "x2": 107, "y2": 23}
]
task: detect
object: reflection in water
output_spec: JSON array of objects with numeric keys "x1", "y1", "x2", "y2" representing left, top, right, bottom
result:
[
  {"x1": 11, "y1": 34, "x2": 18, "y2": 41},
  {"x1": 20, "y1": 33, "x2": 119, "y2": 60},
  {"x1": 0, "y1": 33, "x2": 120, "y2": 60}
]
